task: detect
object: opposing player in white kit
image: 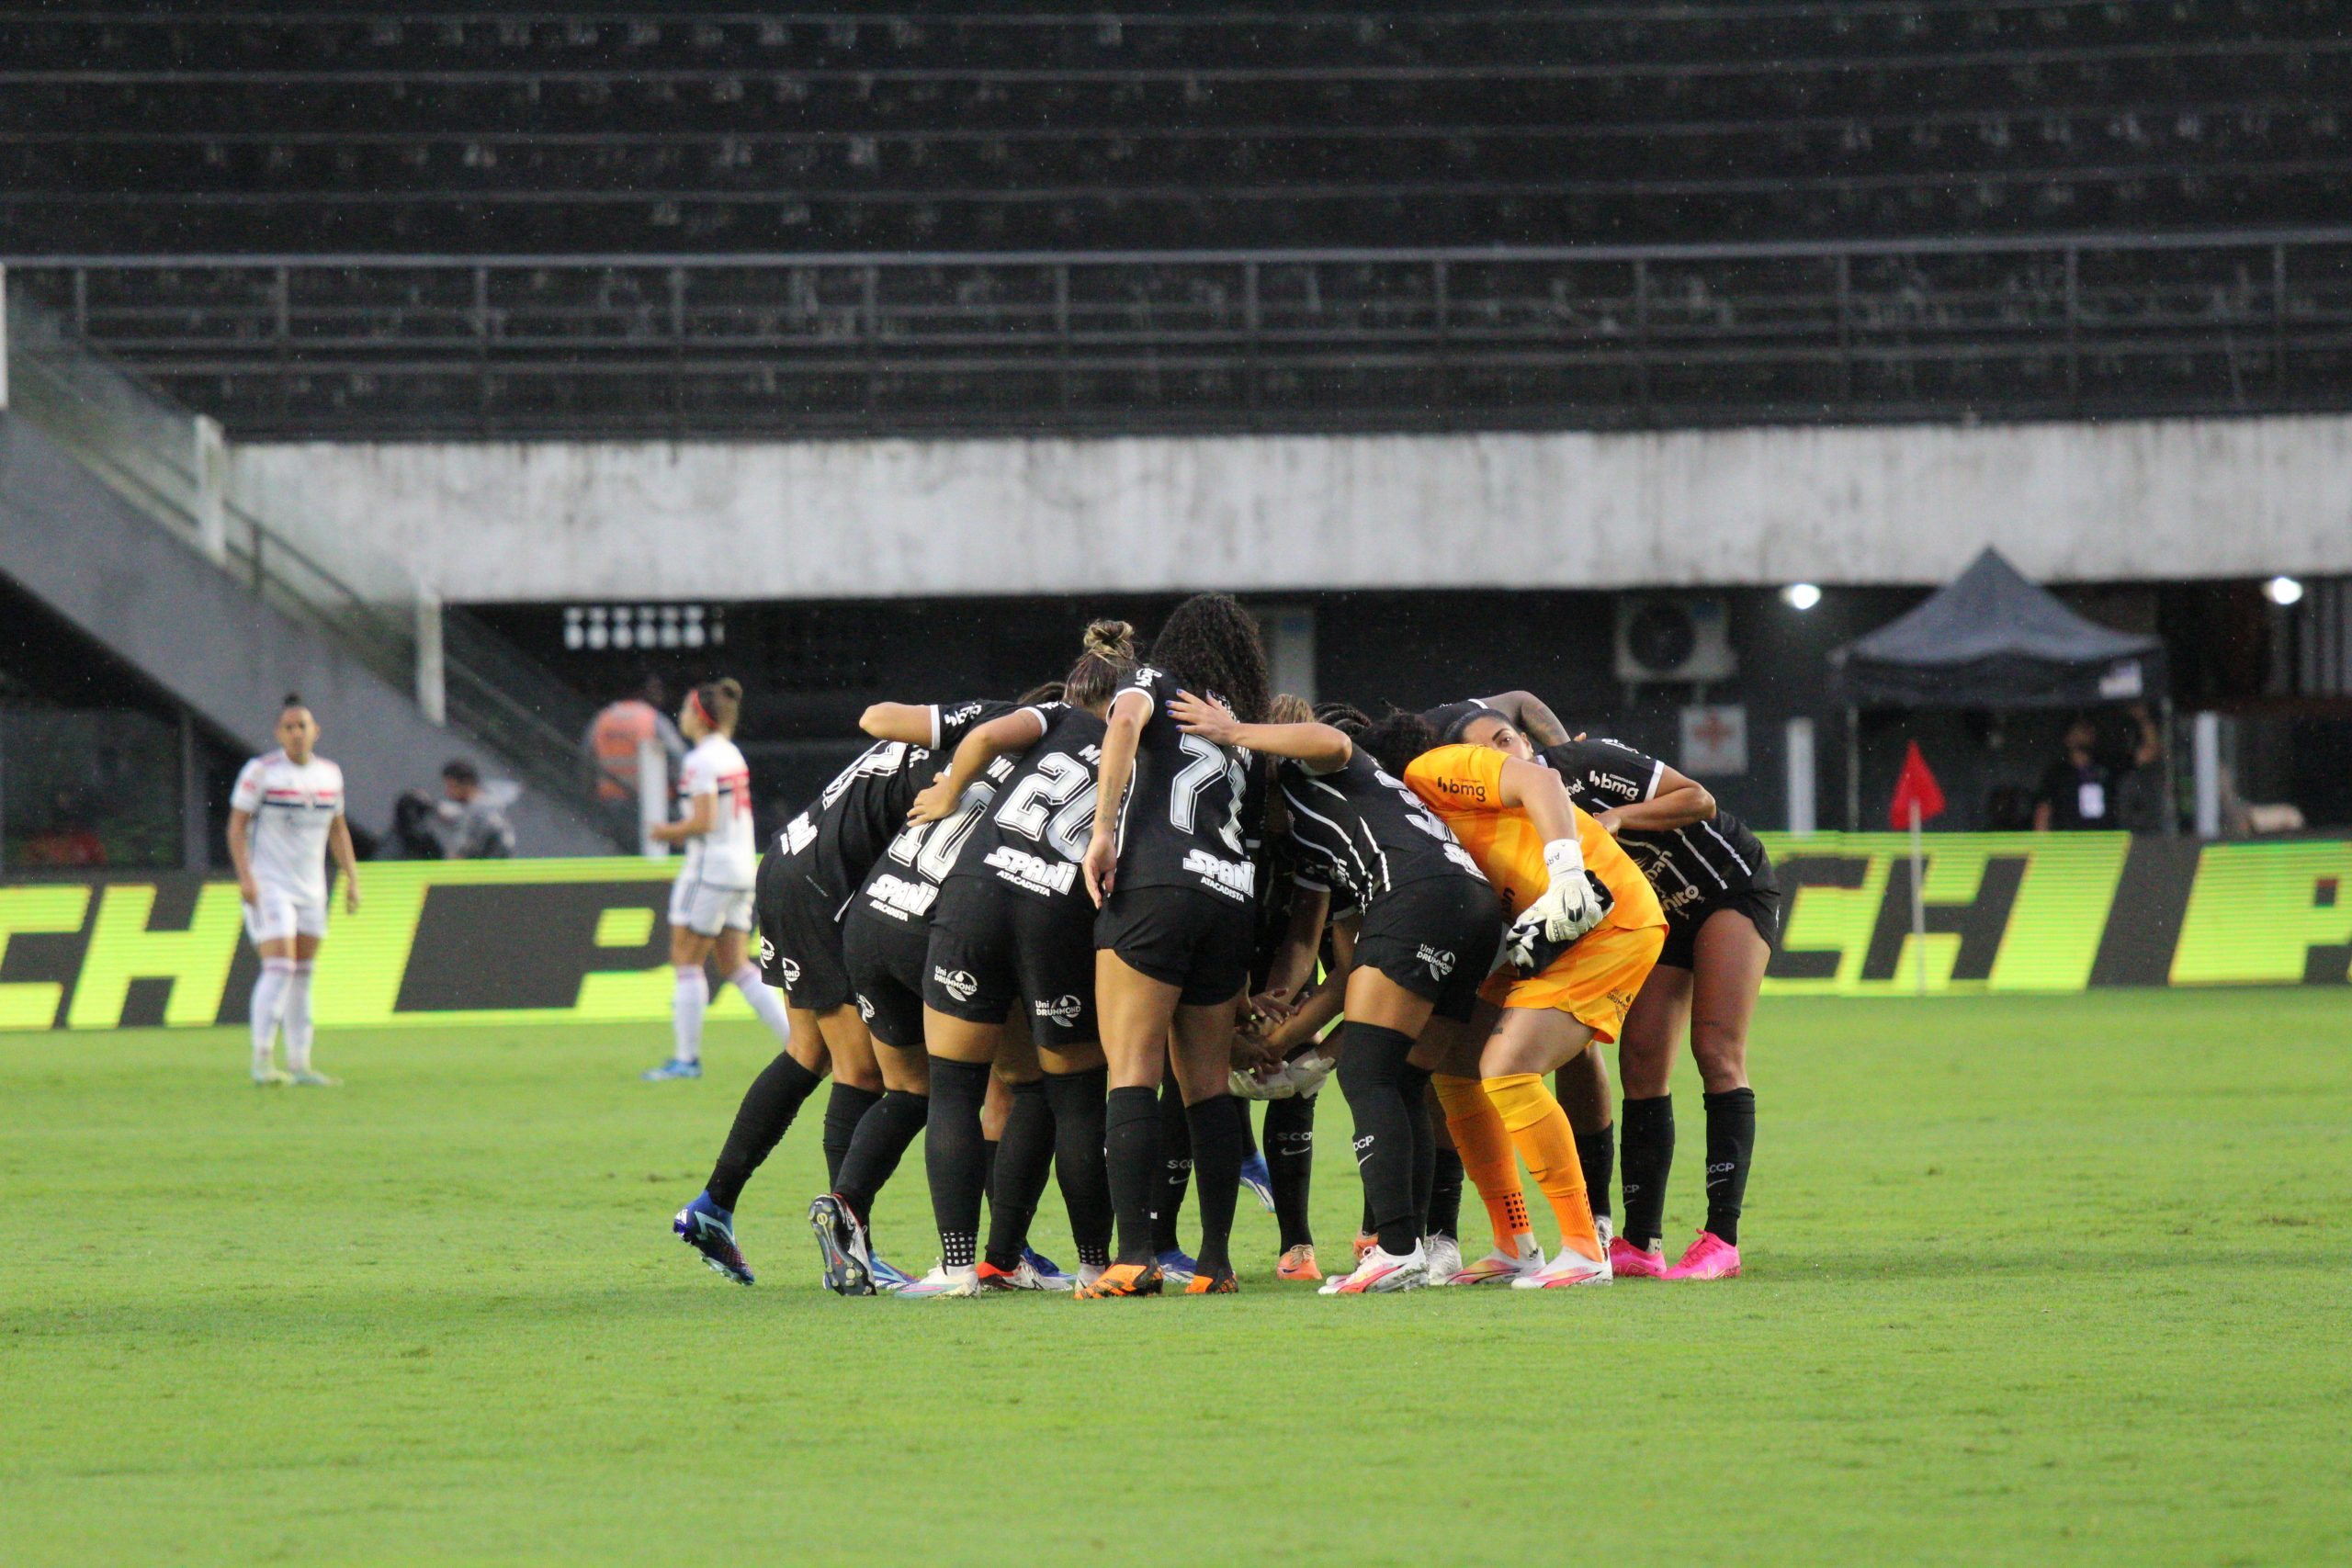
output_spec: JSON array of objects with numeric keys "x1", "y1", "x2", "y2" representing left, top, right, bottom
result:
[
  {"x1": 642, "y1": 679, "x2": 797, "y2": 1081},
  {"x1": 226, "y1": 695, "x2": 361, "y2": 1086}
]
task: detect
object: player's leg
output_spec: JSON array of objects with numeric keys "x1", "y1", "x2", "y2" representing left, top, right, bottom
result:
[
  {"x1": 647, "y1": 890, "x2": 718, "y2": 1079},
  {"x1": 282, "y1": 926, "x2": 334, "y2": 1085},
  {"x1": 1422, "y1": 1005, "x2": 1542, "y2": 1281},
  {"x1": 978, "y1": 1021, "x2": 1068, "y2": 1288},
  {"x1": 1168, "y1": 990, "x2": 1248, "y2": 1292},
  {"x1": 811, "y1": 927, "x2": 931, "y2": 1294},
  {"x1": 1666, "y1": 908, "x2": 1770, "y2": 1281},
  {"x1": 1264, "y1": 1089, "x2": 1318, "y2": 1274},
  {"x1": 1420, "y1": 1084, "x2": 1465, "y2": 1281},
  {"x1": 1151, "y1": 1068, "x2": 1195, "y2": 1279},
  {"x1": 904, "y1": 1004, "x2": 998, "y2": 1296},
  {"x1": 713, "y1": 919, "x2": 793, "y2": 1046},
  {"x1": 1479, "y1": 1005, "x2": 1610, "y2": 1282},
  {"x1": 1325, "y1": 964, "x2": 1437, "y2": 1293},
  {"x1": 245, "y1": 893, "x2": 296, "y2": 1084},
  {"x1": 1082, "y1": 948, "x2": 1180, "y2": 1295},
  {"x1": 1554, "y1": 1044, "x2": 1615, "y2": 1244},
  {"x1": 1612, "y1": 964, "x2": 1691, "y2": 1278}
]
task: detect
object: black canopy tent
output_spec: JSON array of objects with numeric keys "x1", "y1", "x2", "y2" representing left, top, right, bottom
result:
[{"x1": 1828, "y1": 547, "x2": 2171, "y2": 829}]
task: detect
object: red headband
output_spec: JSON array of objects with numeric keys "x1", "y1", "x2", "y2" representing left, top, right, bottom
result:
[{"x1": 687, "y1": 688, "x2": 714, "y2": 728}]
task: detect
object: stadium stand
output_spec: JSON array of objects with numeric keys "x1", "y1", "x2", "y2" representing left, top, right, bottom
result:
[{"x1": 5, "y1": 3, "x2": 2352, "y2": 434}]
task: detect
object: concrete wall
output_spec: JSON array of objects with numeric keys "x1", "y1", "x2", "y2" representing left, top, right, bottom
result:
[{"x1": 231, "y1": 414, "x2": 2352, "y2": 604}]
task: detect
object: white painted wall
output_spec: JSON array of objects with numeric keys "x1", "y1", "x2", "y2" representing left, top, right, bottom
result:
[{"x1": 230, "y1": 415, "x2": 2352, "y2": 604}]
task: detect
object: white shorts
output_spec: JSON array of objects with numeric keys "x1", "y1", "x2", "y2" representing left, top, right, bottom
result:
[
  {"x1": 669, "y1": 876, "x2": 755, "y2": 939},
  {"x1": 244, "y1": 886, "x2": 327, "y2": 946}
]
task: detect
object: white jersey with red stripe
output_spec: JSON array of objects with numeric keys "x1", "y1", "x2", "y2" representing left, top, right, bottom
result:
[
  {"x1": 230, "y1": 750, "x2": 345, "y2": 906},
  {"x1": 676, "y1": 733, "x2": 757, "y2": 890}
]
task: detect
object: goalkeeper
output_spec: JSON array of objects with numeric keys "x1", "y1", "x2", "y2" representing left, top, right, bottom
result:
[{"x1": 1389, "y1": 721, "x2": 1667, "y2": 1290}]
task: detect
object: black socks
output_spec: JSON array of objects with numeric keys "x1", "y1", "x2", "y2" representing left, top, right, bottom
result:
[
  {"x1": 1104, "y1": 1085, "x2": 1161, "y2": 1266},
  {"x1": 821, "y1": 1082, "x2": 882, "y2": 1191},
  {"x1": 1580, "y1": 1118, "x2": 1616, "y2": 1230},
  {"x1": 707, "y1": 1050, "x2": 823, "y2": 1212},
  {"x1": 983, "y1": 1077, "x2": 1055, "y2": 1271},
  {"x1": 831, "y1": 1088, "x2": 928, "y2": 1223},
  {"x1": 1619, "y1": 1094, "x2": 1675, "y2": 1250},
  {"x1": 1044, "y1": 1066, "x2": 1114, "y2": 1269},
  {"x1": 1264, "y1": 1092, "x2": 1317, "y2": 1253},
  {"x1": 1184, "y1": 1092, "x2": 1245, "y2": 1277},
  {"x1": 923, "y1": 1058, "x2": 991, "y2": 1270},
  {"x1": 1151, "y1": 1079, "x2": 1192, "y2": 1254},
  {"x1": 1703, "y1": 1087, "x2": 1756, "y2": 1247},
  {"x1": 1337, "y1": 1023, "x2": 1424, "y2": 1258}
]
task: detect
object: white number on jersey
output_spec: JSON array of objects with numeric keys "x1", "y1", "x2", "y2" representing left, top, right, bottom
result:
[
  {"x1": 1170, "y1": 733, "x2": 1248, "y2": 856},
  {"x1": 993, "y1": 751, "x2": 1098, "y2": 862}
]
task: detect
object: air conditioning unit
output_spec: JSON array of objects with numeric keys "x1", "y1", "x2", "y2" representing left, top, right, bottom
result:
[{"x1": 1614, "y1": 595, "x2": 1737, "y2": 683}]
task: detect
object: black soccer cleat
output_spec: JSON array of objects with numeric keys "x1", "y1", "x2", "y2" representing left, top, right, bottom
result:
[{"x1": 808, "y1": 1193, "x2": 876, "y2": 1296}]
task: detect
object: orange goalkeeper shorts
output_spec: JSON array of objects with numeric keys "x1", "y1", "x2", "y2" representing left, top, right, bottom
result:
[{"x1": 1478, "y1": 920, "x2": 1667, "y2": 1044}]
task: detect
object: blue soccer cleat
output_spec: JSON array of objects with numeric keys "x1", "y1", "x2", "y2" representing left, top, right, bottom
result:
[
  {"x1": 673, "y1": 1191, "x2": 754, "y2": 1285},
  {"x1": 1022, "y1": 1246, "x2": 1076, "y2": 1291},
  {"x1": 867, "y1": 1255, "x2": 915, "y2": 1293},
  {"x1": 641, "y1": 1057, "x2": 702, "y2": 1081},
  {"x1": 1239, "y1": 1148, "x2": 1276, "y2": 1213},
  {"x1": 1156, "y1": 1247, "x2": 1198, "y2": 1286}
]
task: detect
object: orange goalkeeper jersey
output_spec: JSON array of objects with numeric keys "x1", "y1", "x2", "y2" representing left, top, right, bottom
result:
[{"x1": 1404, "y1": 744, "x2": 1665, "y2": 935}]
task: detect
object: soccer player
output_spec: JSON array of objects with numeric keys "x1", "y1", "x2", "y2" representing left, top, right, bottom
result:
[
  {"x1": 227, "y1": 694, "x2": 360, "y2": 1086},
  {"x1": 642, "y1": 679, "x2": 791, "y2": 1082},
  {"x1": 893, "y1": 621, "x2": 1136, "y2": 1295},
  {"x1": 1454, "y1": 705, "x2": 1775, "y2": 1281},
  {"x1": 1079, "y1": 593, "x2": 1277, "y2": 1297},
  {"x1": 1170, "y1": 694, "x2": 1500, "y2": 1294},
  {"x1": 1369, "y1": 712, "x2": 1668, "y2": 1289},
  {"x1": 672, "y1": 694, "x2": 1003, "y2": 1287}
]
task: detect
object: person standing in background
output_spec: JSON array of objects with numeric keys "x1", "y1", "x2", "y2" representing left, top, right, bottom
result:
[
  {"x1": 587, "y1": 674, "x2": 687, "y2": 850},
  {"x1": 438, "y1": 761, "x2": 518, "y2": 858},
  {"x1": 2033, "y1": 716, "x2": 2119, "y2": 831}
]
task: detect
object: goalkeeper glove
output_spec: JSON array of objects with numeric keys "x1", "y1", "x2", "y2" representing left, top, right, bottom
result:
[
  {"x1": 1282, "y1": 1050, "x2": 1336, "y2": 1100},
  {"x1": 1229, "y1": 1064, "x2": 1295, "y2": 1100},
  {"x1": 1502, "y1": 837, "x2": 1613, "y2": 972}
]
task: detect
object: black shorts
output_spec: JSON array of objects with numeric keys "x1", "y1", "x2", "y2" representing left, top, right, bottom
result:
[
  {"x1": 925, "y1": 878, "x2": 1100, "y2": 1048},
  {"x1": 1657, "y1": 884, "x2": 1781, "y2": 971},
  {"x1": 752, "y1": 850, "x2": 854, "y2": 1013},
  {"x1": 841, "y1": 907, "x2": 930, "y2": 1050},
  {"x1": 1095, "y1": 885, "x2": 1254, "y2": 1009},
  {"x1": 1353, "y1": 874, "x2": 1504, "y2": 1022}
]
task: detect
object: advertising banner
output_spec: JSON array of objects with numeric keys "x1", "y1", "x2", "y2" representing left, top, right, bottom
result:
[{"x1": 2, "y1": 836, "x2": 2346, "y2": 1032}]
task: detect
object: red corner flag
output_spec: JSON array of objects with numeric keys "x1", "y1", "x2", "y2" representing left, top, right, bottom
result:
[{"x1": 1888, "y1": 740, "x2": 1947, "y2": 830}]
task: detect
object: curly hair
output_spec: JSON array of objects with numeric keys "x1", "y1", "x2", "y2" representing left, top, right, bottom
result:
[
  {"x1": 1314, "y1": 701, "x2": 1372, "y2": 735},
  {"x1": 1145, "y1": 593, "x2": 1270, "y2": 725},
  {"x1": 1353, "y1": 708, "x2": 1440, "y2": 778}
]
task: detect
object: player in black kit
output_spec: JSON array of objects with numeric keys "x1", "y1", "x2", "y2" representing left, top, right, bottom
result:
[
  {"x1": 891, "y1": 621, "x2": 1136, "y2": 1296},
  {"x1": 1451, "y1": 701, "x2": 1775, "y2": 1282},
  {"x1": 1172, "y1": 693, "x2": 1501, "y2": 1293},
  {"x1": 1079, "y1": 593, "x2": 1276, "y2": 1297},
  {"x1": 673, "y1": 697, "x2": 1008, "y2": 1288}
]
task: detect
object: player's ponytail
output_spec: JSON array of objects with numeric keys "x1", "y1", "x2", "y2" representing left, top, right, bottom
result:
[
  {"x1": 1266, "y1": 693, "x2": 1314, "y2": 726},
  {"x1": 1063, "y1": 618, "x2": 1137, "y2": 712},
  {"x1": 690, "y1": 677, "x2": 742, "y2": 734},
  {"x1": 1315, "y1": 701, "x2": 1371, "y2": 736}
]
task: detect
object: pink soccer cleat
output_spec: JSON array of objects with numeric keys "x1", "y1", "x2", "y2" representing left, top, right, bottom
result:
[
  {"x1": 1662, "y1": 1230, "x2": 1742, "y2": 1280},
  {"x1": 1609, "y1": 1236, "x2": 1669, "y2": 1280}
]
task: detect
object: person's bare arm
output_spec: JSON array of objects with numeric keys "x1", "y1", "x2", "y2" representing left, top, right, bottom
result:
[
  {"x1": 1485, "y1": 690, "x2": 1572, "y2": 749},
  {"x1": 649, "y1": 793, "x2": 716, "y2": 845},
  {"x1": 227, "y1": 809, "x2": 258, "y2": 903},
  {"x1": 1496, "y1": 756, "x2": 1580, "y2": 843},
  {"x1": 329, "y1": 813, "x2": 362, "y2": 914},
  {"x1": 1170, "y1": 692, "x2": 1351, "y2": 774},
  {"x1": 859, "y1": 702, "x2": 937, "y2": 744},
  {"x1": 1596, "y1": 761, "x2": 1715, "y2": 835},
  {"x1": 1260, "y1": 885, "x2": 1329, "y2": 1005},
  {"x1": 910, "y1": 708, "x2": 1048, "y2": 823},
  {"x1": 1082, "y1": 689, "x2": 1149, "y2": 906}
]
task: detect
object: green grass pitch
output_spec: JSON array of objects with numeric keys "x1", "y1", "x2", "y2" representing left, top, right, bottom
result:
[{"x1": 3, "y1": 991, "x2": 2347, "y2": 1567}]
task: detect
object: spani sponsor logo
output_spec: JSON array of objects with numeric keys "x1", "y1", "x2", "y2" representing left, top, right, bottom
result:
[
  {"x1": 1181, "y1": 849, "x2": 1256, "y2": 898},
  {"x1": 933, "y1": 966, "x2": 979, "y2": 1003},
  {"x1": 1034, "y1": 994, "x2": 1084, "y2": 1026},
  {"x1": 864, "y1": 874, "x2": 938, "y2": 920},
  {"x1": 984, "y1": 844, "x2": 1079, "y2": 897}
]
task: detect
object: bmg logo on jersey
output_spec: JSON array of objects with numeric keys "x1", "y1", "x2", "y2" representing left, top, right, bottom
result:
[
  {"x1": 1416, "y1": 944, "x2": 1457, "y2": 979},
  {"x1": 933, "y1": 966, "x2": 979, "y2": 1003},
  {"x1": 1033, "y1": 994, "x2": 1084, "y2": 1027}
]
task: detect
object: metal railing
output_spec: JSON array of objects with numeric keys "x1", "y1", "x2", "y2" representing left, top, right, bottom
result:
[{"x1": 3, "y1": 282, "x2": 614, "y2": 831}]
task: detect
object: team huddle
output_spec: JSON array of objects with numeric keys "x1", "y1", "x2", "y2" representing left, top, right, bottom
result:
[{"x1": 660, "y1": 593, "x2": 1778, "y2": 1296}]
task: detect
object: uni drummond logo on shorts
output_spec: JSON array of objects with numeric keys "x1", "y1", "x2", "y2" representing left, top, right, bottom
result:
[
  {"x1": 856, "y1": 995, "x2": 876, "y2": 1021},
  {"x1": 933, "y1": 966, "x2": 979, "y2": 1003},
  {"x1": 1034, "y1": 994, "x2": 1083, "y2": 1026},
  {"x1": 1416, "y1": 944, "x2": 1457, "y2": 979}
]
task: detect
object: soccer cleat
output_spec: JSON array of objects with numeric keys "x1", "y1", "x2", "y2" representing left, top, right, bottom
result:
[
  {"x1": 807, "y1": 1194, "x2": 876, "y2": 1296},
  {"x1": 1182, "y1": 1266, "x2": 1239, "y2": 1294},
  {"x1": 288, "y1": 1069, "x2": 340, "y2": 1087},
  {"x1": 1238, "y1": 1148, "x2": 1276, "y2": 1213},
  {"x1": 1444, "y1": 1240, "x2": 1546, "y2": 1286},
  {"x1": 1074, "y1": 1262, "x2": 1108, "y2": 1294},
  {"x1": 252, "y1": 1066, "x2": 293, "y2": 1087},
  {"x1": 1595, "y1": 1214, "x2": 1615, "y2": 1250},
  {"x1": 868, "y1": 1255, "x2": 915, "y2": 1293},
  {"x1": 897, "y1": 1263, "x2": 981, "y2": 1298},
  {"x1": 1609, "y1": 1236, "x2": 1670, "y2": 1280},
  {"x1": 1662, "y1": 1230, "x2": 1743, "y2": 1280},
  {"x1": 977, "y1": 1258, "x2": 1050, "y2": 1292},
  {"x1": 1155, "y1": 1247, "x2": 1198, "y2": 1286},
  {"x1": 1021, "y1": 1247, "x2": 1077, "y2": 1291},
  {"x1": 1276, "y1": 1244, "x2": 1322, "y2": 1282},
  {"x1": 1511, "y1": 1244, "x2": 1613, "y2": 1290},
  {"x1": 640, "y1": 1057, "x2": 703, "y2": 1081},
  {"x1": 1351, "y1": 1231, "x2": 1377, "y2": 1263},
  {"x1": 1421, "y1": 1234, "x2": 1464, "y2": 1284},
  {"x1": 673, "y1": 1191, "x2": 754, "y2": 1285},
  {"x1": 1075, "y1": 1262, "x2": 1163, "y2": 1298},
  {"x1": 1318, "y1": 1243, "x2": 1427, "y2": 1295}
]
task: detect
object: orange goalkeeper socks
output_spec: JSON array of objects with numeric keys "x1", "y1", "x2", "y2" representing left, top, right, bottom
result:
[
  {"x1": 1483, "y1": 1073, "x2": 1602, "y2": 1263},
  {"x1": 1432, "y1": 1073, "x2": 1532, "y2": 1254}
]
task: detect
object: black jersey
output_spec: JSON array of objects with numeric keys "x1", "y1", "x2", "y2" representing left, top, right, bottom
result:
[
  {"x1": 1279, "y1": 749, "x2": 1488, "y2": 918},
  {"x1": 772, "y1": 699, "x2": 1011, "y2": 910},
  {"x1": 1541, "y1": 737, "x2": 1775, "y2": 920},
  {"x1": 945, "y1": 701, "x2": 1105, "y2": 908},
  {"x1": 851, "y1": 739, "x2": 1023, "y2": 930},
  {"x1": 1419, "y1": 696, "x2": 1508, "y2": 744},
  {"x1": 1110, "y1": 666, "x2": 1257, "y2": 906}
]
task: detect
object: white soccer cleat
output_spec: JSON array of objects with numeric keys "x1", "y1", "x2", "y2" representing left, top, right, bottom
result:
[
  {"x1": 1074, "y1": 1262, "x2": 1107, "y2": 1296},
  {"x1": 1511, "y1": 1245, "x2": 1613, "y2": 1290},
  {"x1": 896, "y1": 1263, "x2": 981, "y2": 1298},
  {"x1": 1594, "y1": 1214, "x2": 1614, "y2": 1251},
  {"x1": 1421, "y1": 1233, "x2": 1464, "y2": 1284},
  {"x1": 252, "y1": 1066, "x2": 293, "y2": 1087},
  {"x1": 1443, "y1": 1239, "x2": 1545, "y2": 1286},
  {"x1": 1317, "y1": 1242, "x2": 1428, "y2": 1295}
]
